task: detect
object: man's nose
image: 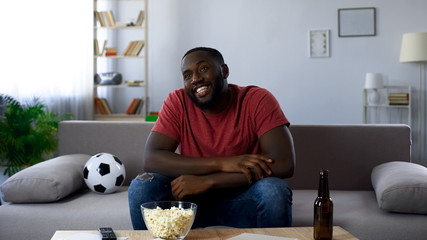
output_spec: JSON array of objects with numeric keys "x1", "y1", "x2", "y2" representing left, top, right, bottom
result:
[{"x1": 191, "y1": 72, "x2": 202, "y2": 84}]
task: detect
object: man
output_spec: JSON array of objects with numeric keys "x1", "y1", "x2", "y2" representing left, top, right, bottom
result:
[{"x1": 128, "y1": 47, "x2": 295, "y2": 229}]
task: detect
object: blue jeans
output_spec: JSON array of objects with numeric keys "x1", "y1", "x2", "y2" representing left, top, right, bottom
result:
[{"x1": 128, "y1": 173, "x2": 292, "y2": 230}]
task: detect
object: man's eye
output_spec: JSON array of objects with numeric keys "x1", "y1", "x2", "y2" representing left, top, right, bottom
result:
[
  {"x1": 184, "y1": 74, "x2": 191, "y2": 80},
  {"x1": 200, "y1": 66, "x2": 208, "y2": 72}
]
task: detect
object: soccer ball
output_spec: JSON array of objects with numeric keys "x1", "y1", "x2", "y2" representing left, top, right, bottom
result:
[{"x1": 83, "y1": 153, "x2": 126, "y2": 194}]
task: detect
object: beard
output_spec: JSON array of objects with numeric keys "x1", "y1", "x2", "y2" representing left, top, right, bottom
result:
[{"x1": 187, "y1": 80, "x2": 225, "y2": 110}]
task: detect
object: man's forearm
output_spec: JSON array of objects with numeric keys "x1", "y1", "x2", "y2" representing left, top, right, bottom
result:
[
  {"x1": 143, "y1": 150, "x2": 223, "y2": 178},
  {"x1": 202, "y1": 172, "x2": 251, "y2": 189},
  {"x1": 143, "y1": 131, "x2": 276, "y2": 181},
  {"x1": 170, "y1": 172, "x2": 251, "y2": 200},
  {"x1": 144, "y1": 149, "x2": 274, "y2": 182}
]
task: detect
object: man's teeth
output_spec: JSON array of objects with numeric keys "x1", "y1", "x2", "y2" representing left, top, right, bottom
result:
[{"x1": 196, "y1": 86, "x2": 208, "y2": 93}]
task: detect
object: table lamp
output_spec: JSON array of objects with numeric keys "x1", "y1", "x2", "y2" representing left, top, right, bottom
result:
[
  {"x1": 365, "y1": 73, "x2": 384, "y2": 105},
  {"x1": 400, "y1": 32, "x2": 427, "y2": 162}
]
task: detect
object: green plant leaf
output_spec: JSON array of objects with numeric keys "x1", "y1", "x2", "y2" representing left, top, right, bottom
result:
[{"x1": 0, "y1": 96, "x2": 73, "y2": 176}]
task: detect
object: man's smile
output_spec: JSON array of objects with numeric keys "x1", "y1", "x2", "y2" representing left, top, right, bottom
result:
[{"x1": 195, "y1": 85, "x2": 211, "y2": 98}]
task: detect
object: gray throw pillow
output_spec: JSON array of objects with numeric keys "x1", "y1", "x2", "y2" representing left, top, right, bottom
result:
[
  {"x1": 1, "y1": 154, "x2": 90, "y2": 203},
  {"x1": 371, "y1": 161, "x2": 427, "y2": 214}
]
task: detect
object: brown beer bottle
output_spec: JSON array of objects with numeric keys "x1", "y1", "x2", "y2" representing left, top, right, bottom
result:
[{"x1": 314, "y1": 169, "x2": 333, "y2": 240}]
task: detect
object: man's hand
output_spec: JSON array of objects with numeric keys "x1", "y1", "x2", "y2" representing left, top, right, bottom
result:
[
  {"x1": 220, "y1": 155, "x2": 273, "y2": 184},
  {"x1": 171, "y1": 175, "x2": 212, "y2": 200}
]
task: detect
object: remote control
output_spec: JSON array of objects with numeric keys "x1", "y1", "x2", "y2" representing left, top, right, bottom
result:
[{"x1": 98, "y1": 227, "x2": 117, "y2": 240}]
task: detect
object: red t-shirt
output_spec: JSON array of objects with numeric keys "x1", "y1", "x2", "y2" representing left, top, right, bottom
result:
[{"x1": 152, "y1": 84, "x2": 289, "y2": 157}]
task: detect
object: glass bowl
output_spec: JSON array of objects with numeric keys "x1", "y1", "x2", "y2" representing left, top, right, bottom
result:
[{"x1": 141, "y1": 201, "x2": 197, "y2": 240}]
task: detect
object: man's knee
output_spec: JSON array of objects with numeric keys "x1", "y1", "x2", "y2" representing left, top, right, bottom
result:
[
  {"x1": 129, "y1": 173, "x2": 174, "y2": 205},
  {"x1": 129, "y1": 173, "x2": 172, "y2": 195},
  {"x1": 128, "y1": 173, "x2": 173, "y2": 230},
  {"x1": 252, "y1": 177, "x2": 292, "y2": 227},
  {"x1": 253, "y1": 177, "x2": 292, "y2": 201}
]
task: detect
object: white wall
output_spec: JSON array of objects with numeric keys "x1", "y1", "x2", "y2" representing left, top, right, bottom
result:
[
  {"x1": 146, "y1": 0, "x2": 427, "y2": 163},
  {"x1": 147, "y1": 0, "x2": 426, "y2": 120}
]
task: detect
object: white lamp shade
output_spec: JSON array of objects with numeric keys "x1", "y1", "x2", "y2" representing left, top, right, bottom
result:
[
  {"x1": 400, "y1": 32, "x2": 427, "y2": 62},
  {"x1": 365, "y1": 73, "x2": 383, "y2": 89}
]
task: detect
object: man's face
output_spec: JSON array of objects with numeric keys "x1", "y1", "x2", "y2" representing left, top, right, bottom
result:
[{"x1": 181, "y1": 51, "x2": 227, "y2": 110}]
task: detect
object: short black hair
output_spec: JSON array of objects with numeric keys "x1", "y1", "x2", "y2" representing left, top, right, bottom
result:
[{"x1": 182, "y1": 47, "x2": 225, "y2": 64}]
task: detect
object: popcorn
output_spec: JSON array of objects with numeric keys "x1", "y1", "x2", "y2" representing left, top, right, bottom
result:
[{"x1": 144, "y1": 206, "x2": 194, "y2": 239}]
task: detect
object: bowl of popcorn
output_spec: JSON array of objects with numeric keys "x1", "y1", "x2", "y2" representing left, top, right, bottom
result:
[{"x1": 141, "y1": 201, "x2": 197, "y2": 240}]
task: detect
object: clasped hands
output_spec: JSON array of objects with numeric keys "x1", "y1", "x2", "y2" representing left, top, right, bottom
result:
[
  {"x1": 220, "y1": 154, "x2": 273, "y2": 183},
  {"x1": 171, "y1": 154, "x2": 273, "y2": 200}
]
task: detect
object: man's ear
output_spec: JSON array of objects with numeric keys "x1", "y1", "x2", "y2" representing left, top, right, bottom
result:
[{"x1": 221, "y1": 64, "x2": 229, "y2": 79}]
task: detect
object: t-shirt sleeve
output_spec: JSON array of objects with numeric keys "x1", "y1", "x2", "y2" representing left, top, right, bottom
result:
[
  {"x1": 253, "y1": 88, "x2": 289, "y2": 137},
  {"x1": 151, "y1": 90, "x2": 182, "y2": 142}
]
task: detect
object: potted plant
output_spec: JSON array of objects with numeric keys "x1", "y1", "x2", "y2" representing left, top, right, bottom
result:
[{"x1": 0, "y1": 94, "x2": 72, "y2": 176}]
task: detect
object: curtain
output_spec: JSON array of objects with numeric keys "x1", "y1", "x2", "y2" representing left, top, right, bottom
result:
[{"x1": 0, "y1": 0, "x2": 93, "y2": 120}]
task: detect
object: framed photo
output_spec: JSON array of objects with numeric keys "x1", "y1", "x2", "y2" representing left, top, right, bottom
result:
[
  {"x1": 310, "y1": 30, "x2": 330, "y2": 58},
  {"x1": 338, "y1": 7, "x2": 376, "y2": 37}
]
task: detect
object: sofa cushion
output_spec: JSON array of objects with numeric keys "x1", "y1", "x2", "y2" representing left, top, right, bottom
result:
[
  {"x1": 371, "y1": 161, "x2": 427, "y2": 214},
  {"x1": 1, "y1": 154, "x2": 90, "y2": 203}
]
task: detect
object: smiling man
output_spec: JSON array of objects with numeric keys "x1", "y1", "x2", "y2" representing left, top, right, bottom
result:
[{"x1": 128, "y1": 47, "x2": 295, "y2": 229}]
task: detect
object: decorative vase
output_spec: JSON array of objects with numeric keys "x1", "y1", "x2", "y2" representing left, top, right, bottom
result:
[{"x1": 368, "y1": 89, "x2": 381, "y2": 105}]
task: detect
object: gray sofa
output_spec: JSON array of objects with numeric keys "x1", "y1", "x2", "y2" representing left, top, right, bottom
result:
[{"x1": 1, "y1": 121, "x2": 427, "y2": 240}]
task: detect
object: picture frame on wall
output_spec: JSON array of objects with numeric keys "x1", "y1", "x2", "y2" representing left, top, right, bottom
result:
[
  {"x1": 310, "y1": 30, "x2": 330, "y2": 58},
  {"x1": 338, "y1": 7, "x2": 376, "y2": 37}
]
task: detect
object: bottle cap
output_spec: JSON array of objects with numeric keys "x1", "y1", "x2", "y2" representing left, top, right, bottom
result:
[{"x1": 320, "y1": 169, "x2": 329, "y2": 176}]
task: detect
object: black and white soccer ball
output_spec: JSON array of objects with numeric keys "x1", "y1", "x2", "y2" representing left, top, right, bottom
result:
[{"x1": 83, "y1": 153, "x2": 126, "y2": 194}]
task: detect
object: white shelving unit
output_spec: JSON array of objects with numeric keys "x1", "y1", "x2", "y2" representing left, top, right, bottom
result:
[
  {"x1": 363, "y1": 85, "x2": 411, "y2": 125},
  {"x1": 93, "y1": 0, "x2": 148, "y2": 120}
]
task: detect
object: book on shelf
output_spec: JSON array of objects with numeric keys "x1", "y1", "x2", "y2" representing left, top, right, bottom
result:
[
  {"x1": 122, "y1": 41, "x2": 136, "y2": 56},
  {"x1": 125, "y1": 80, "x2": 144, "y2": 86},
  {"x1": 388, "y1": 96, "x2": 409, "y2": 100},
  {"x1": 100, "y1": 98, "x2": 112, "y2": 114},
  {"x1": 389, "y1": 101, "x2": 409, "y2": 105},
  {"x1": 104, "y1": 10, "x2": 116, "y2": 27},
  {"x1": 126, "y1": 98, "x2": 138, "y2": 114},
  {"x1": 105, "y1": 47, "x2": 117, "y2": 56},
  {"x1": 129, "y1": 99, "x2": 141, "y2": 115},
  {"x1": 123, "y1": 41, "x2": 144, "y2": 56},
  {"x1": 388, "y1": 97, "x2": 409, "y2": 101},
  {"x1": 95, "y1": 98, "x2": 112, "y2": 115},
  {"x1": 94, "y1": 11, "x2": 106, "y2": 27},
  {"x1": 94, "y1": 39, "x2": 100, "y2": 56},
  {"x1": 94, "y1": 39, "x2": 108, "y2": 57},
  {"x1": 137, "y1": 99, "x2": 145, "y2": 114},
  {"x1": 126, "y1": 98, "x2": 144, "y2": 115},
  {"x1": 115, "y1": 22, "x2": 127, "y2": 27},
  {"x1": 135, "y1": 10, "x2": 145, "y2": 26},
  {"x1": 94, "y1": 98, "x2": 105, "y2": 114},
  {"x1": 388, "y1": 92, "x2": 409, "y2": 105},
  {"x1": 133, "y1": 41, "x2": 145, "y2": 56},
  {"x1": 134, "y1": 99, "x2": 144, "y2": 114},
  {"x1": 100, "y1": 40, "x2": 107, "y2": 56},
  {"x1": 388, "y1": 93, "x2": 409, "y2": 99}
]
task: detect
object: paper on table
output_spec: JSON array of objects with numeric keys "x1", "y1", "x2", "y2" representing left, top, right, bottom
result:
[
  {"x1": 60, "y1": 232, "x2": 128, "y2": 240},
  {"x1": 61, "y1": 233, "x2": 100, "y2": 240},
  {"x1": 228, "y1": 233, "x2": 298, "y2": 240}
]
